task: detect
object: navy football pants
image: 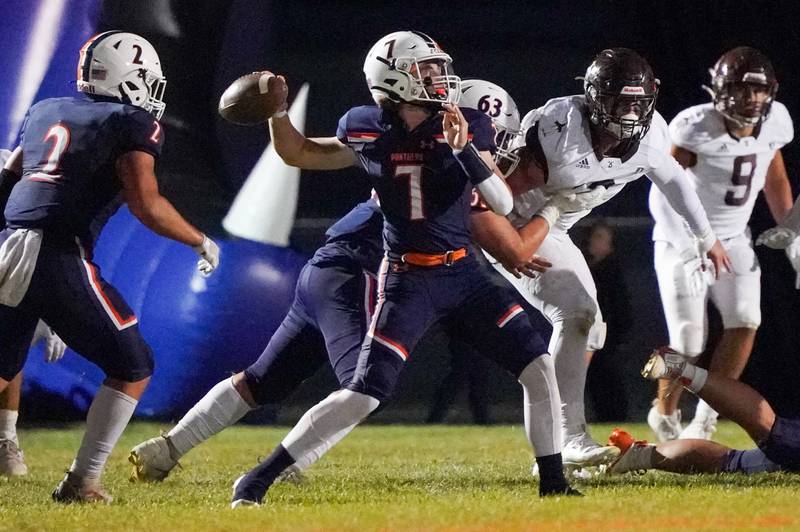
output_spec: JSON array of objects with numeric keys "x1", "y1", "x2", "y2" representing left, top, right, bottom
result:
[
  {"x1": 0, "y1": 232, "x2": 153, "y2": 382},
  {"x1": 348, "y1": 255, "x2": 548, "y2": 402}
]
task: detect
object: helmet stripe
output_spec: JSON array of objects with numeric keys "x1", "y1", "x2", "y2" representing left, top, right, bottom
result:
[{"x1": 78, "y1": 30, "x2": 125, "y2": 83}]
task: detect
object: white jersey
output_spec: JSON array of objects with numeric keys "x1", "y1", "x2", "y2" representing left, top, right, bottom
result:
[
  {"x1": 510, "y1": 95, "x2": 712, "y2": 239},
  {"x1": 651, "y1": 102, "x2": 793, "y2": 242}
]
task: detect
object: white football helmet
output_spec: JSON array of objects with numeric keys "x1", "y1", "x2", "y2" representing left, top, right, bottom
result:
[
  {"x1": 459, "y1": 79, "x2": 522, "y2": 176},
  {"x1": 363, "y1": 31, "x2": 461, "y2": 106},
  {"x1": 77, "y1": 31, "x2": 167, "y2": 120}
]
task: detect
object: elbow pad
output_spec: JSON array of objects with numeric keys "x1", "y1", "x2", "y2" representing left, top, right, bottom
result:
[{"x1": 453, "y1": 142, "x2": 493, "y2": 185}]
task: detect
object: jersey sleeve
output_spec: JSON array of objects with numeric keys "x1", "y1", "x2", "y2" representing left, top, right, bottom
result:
[
  {"x1": 117, "y1": 108, "x2": 164, "y2": 159},
  {"x1": 768, "y1": 102, "x2": 794, "y2": 147},
  {"x1": 668, "y1": 107, "x2": 704, "y2": 151},
  {"x1": 336, "y1": 110, "x2": 351, "y2": 145},
  {"x1": 466, "y1": 111, "x2": 496, "y2": 153}
]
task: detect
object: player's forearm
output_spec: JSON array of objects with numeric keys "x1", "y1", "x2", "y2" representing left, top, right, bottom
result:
[
  {"x1": 471, "y1": 210, "x2": 540, "y2": 267},
  {"x1": 268, "y1": 114, "x2": 308, "y2": 166},
  {"x1": 269, "y1": 116, "x2": 355, "y2": 170},
  {"x1": 651, "y1": 164, "x2": 715, "y2": 250},
  {"x1": 129, "y1": 195, "x2": 204, "y2": 247},
  {"x1": 763, "y1": 175, "x2": 794, "y2": 224}
]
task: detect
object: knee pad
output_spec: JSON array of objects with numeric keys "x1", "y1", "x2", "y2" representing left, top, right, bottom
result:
[{"x1": 587, "y1": 320, "x2": 607, "y2": 351}]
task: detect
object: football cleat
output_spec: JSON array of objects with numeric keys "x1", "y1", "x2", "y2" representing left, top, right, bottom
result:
[
  {"x1": 231, "y1": 474, "x2": 260, "y2": 509},
  {"x1": 0, "y1": 439, "x2": 28, "y2": 476},
  {"x1": 128, "y1": 435, "x2": 180, "y2": 482},
  {"x1": 531, "y1": 432, "x2": 620, "y2": 478},
  {"x1": 679, "y1": 417, "x2": 717, "y2": 440},
  {"x1": 641, "y1": 346, "x2": 686, "y2": 381},
  {"x1": 647, "y1": 402, "x2": 683, "y2": 442},
  {"x1": 606, "y1": 428, "x2": 654, "y2": 475},
  {"x1": 52, "y1": 472, "x2": 112, "y2": 504}
]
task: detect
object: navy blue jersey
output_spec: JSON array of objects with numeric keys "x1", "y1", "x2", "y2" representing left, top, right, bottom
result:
[
  {"x1": 309, "y1": 196, "x2": 384, "y2": 275},
  {"x1": 5, "y1": 96, "x2": 164, "y2": 243},
  {"x1": 337, "y1": 105, "x2": 495, "y2": 254}
]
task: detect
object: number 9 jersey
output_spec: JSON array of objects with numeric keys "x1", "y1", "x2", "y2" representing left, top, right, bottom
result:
[
  {"x1": 650, "y1": 101, "x2": 793, "y2": 243},
  {"x1": 5, "y1": 95, "x2": 164, "y2": 245}
]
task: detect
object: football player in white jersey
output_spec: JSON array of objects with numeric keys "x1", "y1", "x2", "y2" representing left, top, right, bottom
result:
[
  {"x1": 473, "y1": 48, "x2": 731, "y2": 474},
  {"x1": 647, "y1": 47, "x2": 796, "y2": 442}
]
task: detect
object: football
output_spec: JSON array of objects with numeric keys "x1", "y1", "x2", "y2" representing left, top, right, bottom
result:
[{"x1": 218, "y1": 71, "x2": 287, "y2": 125}]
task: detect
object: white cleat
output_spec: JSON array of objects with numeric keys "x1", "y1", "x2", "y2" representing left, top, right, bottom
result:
[
  {"x1": 0, "y1": 439, "x2": 28, "y2": 476},
  {"x1": 679, "y1": 417, "x2": 717, "y2": 440},
  {"x1": 231, "y1": 475, "x2": 260, "y2": 509},
  {"x1": 129, "y1": 435, "x2": 180, "y2": 482},
  {"x1": 647, "y1": 403, "x2": 683, "y2": 442},
  {"x1": 641, "y1": 346, "x2": 686, "y2": 381},
  {"x1": 531, "y1": 432, "x2": 619, "y2": 478}
]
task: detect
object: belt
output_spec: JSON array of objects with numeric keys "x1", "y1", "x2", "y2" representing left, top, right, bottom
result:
[{"x1": 399, "y1": 248, "x2": 468, "y2": 267}]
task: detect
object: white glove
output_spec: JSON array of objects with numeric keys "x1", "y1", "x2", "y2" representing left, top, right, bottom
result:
[
  {"x1": 536, "y1": 186, "x2": 609, "y2": 227},
  {"x1": 31, "y1": 320, "x2": 67, "y2": 363},
  {"x1": 756, "y1": 226, "x2": 798, "y2": 250},
  {"x1": 785, "y1": 238, "x2": 800, "y2": 289},
  {"x1": 193, "y1": 234, "x2": 220, "y2": 276}
]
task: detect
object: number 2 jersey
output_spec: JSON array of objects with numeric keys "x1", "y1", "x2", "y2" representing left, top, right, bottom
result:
[
  {"x1": 336, "y1": 105, "x2": 496, "y2": 255},
  {"x1": 5, "y1": 96, "x2": 164, "y2": 245},
  {"x1": 650, "y1": 102, "x2": 793, "y2": 243}
]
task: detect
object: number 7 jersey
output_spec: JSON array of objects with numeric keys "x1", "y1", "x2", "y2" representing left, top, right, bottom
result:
[{"x1": 650, "y1": 102, "x2": 793, "y2": 242}]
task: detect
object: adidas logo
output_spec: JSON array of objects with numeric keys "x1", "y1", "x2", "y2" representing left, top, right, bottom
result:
[
  {"x1": 575, "y1": 158, "x2": 590, "y2": 169},
  {"x1": 717, "y1": 144, "x2": 729, "y2": 152}
]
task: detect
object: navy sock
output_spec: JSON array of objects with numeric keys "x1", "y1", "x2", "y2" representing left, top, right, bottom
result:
[{"x1": 234, "y1": 445, "x2": 295, "y2": 502}]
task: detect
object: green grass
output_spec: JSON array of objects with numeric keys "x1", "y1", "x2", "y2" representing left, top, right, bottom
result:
[{"x1": 1, "y1": 422, "x2": 798, "y2": 531}]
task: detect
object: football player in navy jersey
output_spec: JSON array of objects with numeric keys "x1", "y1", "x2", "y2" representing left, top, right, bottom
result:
[
  {"x1": 0, "y1": 31, "x2": 219, "y2": 503},
  {"x1": 128, "y1": 78, "x2": 579, "y2": 488},
  {"x1": 228, "y1": 31, "x2": 582, "y2": 506}
]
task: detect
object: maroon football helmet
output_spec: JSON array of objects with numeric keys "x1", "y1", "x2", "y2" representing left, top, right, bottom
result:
[
  {"x1": 582, "y1": 48, "x2": 660, "y2": 144},
  {"x1": 706, "y1": 47, "x2": 778, "y2": 127}
]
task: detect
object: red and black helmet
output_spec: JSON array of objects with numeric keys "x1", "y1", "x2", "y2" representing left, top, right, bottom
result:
[
  {"x1": 706, "y1": 47, "x2": 778, "y2": 127},
  {"x1": 582, "y1": 48, "x2": 660, "y2": 143}
]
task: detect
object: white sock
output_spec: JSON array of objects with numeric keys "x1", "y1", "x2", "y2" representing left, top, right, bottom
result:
[
  {"x1": 70, "y1": 385, "x2": 137, "y2": 480},
  {"x1": 519, "y1": 356, "x2": 562, "y2": 456},
  {"x1": 549, "y1": 318, "x2": 592, "y2": 440},
  {"x1": 293, "y1": 423, "x2": 358, "y2": 471},
  {"x1": 0, "y1": 409, "x2": 19, "y2": 445},
  {"x1": 693, "y1": 399, "x2": 718, "y2": 423},
  {"x1": 281, "y1": 389, "x2": 379, "y2": 462},
  {"x1": 166, "y1": 378, "x2": 253, "y2": 458}
]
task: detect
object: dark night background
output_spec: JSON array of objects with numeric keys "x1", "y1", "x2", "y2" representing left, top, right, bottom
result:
[{"x1": 90, "y1": 0, "x2": 800, "y2": 422}]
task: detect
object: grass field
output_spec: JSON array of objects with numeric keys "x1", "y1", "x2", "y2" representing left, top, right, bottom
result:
[{"x1": 0, "y1": 421, "x2": 798, "y2": 531}]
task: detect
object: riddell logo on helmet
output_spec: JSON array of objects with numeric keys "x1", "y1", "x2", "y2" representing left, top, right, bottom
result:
[{"x1": 620, "y1": 86, "x2": 645, "y2": 95}]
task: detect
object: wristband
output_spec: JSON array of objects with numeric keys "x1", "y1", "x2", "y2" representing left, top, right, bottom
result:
[
  {"x1": 696, "y1": 228, "x2": 716, "y2": 253},
  {"x1": 535, "y1": 204, "x2": 560, "y2": 228},
  {"x1": 453, "y1": 142, "x2": 493, "y2": 185},
  {"x1": 272, "y1": 109, "x2": 288, "y2": 119}
]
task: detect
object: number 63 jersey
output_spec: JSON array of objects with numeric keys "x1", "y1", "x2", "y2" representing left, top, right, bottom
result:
[
  {"x1": 650, "y1": 101, "x2": 793, "y2": 243},
  {"x1": 5, "y1": 96, "x2": 164, "y2": 244}
]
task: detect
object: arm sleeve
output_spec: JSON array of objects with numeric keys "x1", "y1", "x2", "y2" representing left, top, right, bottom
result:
[
  {"x1": 119, "y1": 109, "x2": 164, "y2": 159},
  {"x1": 648, "y1": 156, "x2": 715, "y2": 250}
]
